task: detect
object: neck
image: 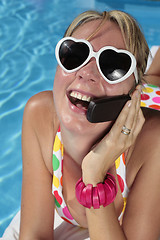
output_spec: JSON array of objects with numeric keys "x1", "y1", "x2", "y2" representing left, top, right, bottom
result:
[{"x1": 60, "y1": 122, "x2": 112, "y2": 165}]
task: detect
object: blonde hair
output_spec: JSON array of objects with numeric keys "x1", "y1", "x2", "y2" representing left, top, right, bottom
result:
[{"x1": 64, "y1": 10, "x2": 149, "y2": 84}]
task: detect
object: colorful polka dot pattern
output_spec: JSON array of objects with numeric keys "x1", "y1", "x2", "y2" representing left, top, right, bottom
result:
[
  {"x1": 52, "y1": 127, "x2": 79, "y2": 226},
  {"x1": 141, "y1": 84, "x2": 160, "y2": 110},
  {"x1": 52, "y1": 128, "x2": 130, "y2": 225},
  {"x1": 115, "y1": 153, "x2": 129, "y2": 220}
]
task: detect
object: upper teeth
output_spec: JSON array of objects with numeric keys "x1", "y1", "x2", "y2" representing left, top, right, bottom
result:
[{"x1": 70, "y1": 91, "x2": 91, "y2": 102}]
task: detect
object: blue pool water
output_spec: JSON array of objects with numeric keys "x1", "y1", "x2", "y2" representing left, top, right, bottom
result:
[{"x1": 0, "y1": 0, "x2": 160, "y2": 236}]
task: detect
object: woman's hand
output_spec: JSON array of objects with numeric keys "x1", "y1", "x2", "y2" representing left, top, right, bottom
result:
[{"x1": 82, "y1": 85, "x2": 145, "y2": 186}]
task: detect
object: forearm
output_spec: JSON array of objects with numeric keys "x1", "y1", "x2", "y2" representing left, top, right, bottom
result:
[
  {"x1": 86, "y1": 203, "x2": 126, "y2": 240},
  {"x1": 19, "y1": 213, "x2": 54, "y2": 240},
  {"x1": 82, "y1": 169, "x2": 127, "y2": 240}
]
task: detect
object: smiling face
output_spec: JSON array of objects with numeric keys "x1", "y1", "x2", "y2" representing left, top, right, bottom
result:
[{"x1": 53, "y1": 19, "x2": 136, "y2": 135}]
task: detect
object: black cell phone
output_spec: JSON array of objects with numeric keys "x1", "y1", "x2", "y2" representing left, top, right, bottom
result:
[{"x1": 86, "y1": 94, "x2": 131, "y2": 123}]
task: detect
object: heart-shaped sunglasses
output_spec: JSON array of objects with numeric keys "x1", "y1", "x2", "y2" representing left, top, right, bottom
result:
[{"x1": 55, "y1": 37, "x2": 138, "y2": 84}]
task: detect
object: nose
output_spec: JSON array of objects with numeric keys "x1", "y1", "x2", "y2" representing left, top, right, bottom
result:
[{"x1": 76, "y1": 59, "x2": 102, "y2": 83}]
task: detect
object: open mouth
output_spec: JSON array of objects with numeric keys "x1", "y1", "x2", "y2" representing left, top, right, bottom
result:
[{"x1": 68, "y1": 91, "x2": 92, "y2": 111}]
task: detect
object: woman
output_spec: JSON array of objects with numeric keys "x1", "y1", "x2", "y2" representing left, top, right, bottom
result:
[{"x1": 17, "y1": 10, "x2": 160, "y2": 239}]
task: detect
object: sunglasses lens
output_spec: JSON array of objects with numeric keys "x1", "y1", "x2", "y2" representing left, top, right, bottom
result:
[
  {"x1": 59, "y1": 40, "x2": 90, "y2": 70},
  {"x1": 99, "y1": 50, "x2": 131, "y2": 81}
]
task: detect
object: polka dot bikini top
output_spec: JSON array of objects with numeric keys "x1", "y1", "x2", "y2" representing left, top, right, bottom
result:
[
  {"x1": 141, "y1": 84, "x2": 160, "y2": 110},
  {"x1": 52, "y1": 84, "x2": 160, "y2": 226}
]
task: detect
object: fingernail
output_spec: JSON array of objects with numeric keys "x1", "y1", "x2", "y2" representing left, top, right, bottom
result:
[{"x1": 128, "y1": 100, "x2": 132, "y2": 107}]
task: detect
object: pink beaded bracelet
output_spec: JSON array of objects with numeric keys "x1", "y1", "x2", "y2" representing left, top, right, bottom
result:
[{"x1": 75, "y1": 173, "x2": 117, "y2": 209}]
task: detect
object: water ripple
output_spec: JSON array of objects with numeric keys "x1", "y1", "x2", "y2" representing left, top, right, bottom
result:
[{"x1": 1, "y1": 0, "x2": 160, "y2": 237}]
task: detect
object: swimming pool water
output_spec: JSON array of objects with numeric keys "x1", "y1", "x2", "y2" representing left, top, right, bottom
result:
[{"x1": 0, "y1": 0, "x2": 160, "y2": 236}]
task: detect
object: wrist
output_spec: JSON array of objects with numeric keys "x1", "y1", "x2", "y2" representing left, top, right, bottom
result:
[
  {"x1": 82, "y1": 172, "x2": 105, "y2": 187},
  {"x1": 81, "y1": 152, "x2": 112, "y2": 186},
  {"x1": 82, "y1": 161, "x2": 108, "y2": 187},
  {"x1": 75, "y1": 173, "x2": 118, "y2": 209}
]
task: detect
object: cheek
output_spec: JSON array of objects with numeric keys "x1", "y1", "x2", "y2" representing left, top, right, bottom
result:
[
  {"x1": 53, "y1": 67, "x2": 75, "y2": 93},
  {"x1": 53, "y1": 67, "x2": 75, "y2": 115},
  {"x1": 103, "y1": 76, "x2": 135, "y2": 96},
  {"x1": 53, "y1": 69, "x2": 65, "y2": 112},
  {"x1": 53, "y1": 68, "x2": 64, "y2": 91}
]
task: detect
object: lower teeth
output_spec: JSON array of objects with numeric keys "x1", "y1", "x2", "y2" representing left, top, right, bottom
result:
[{"x1": 69, "y1": 95, "x2": 89, "y2": 110}]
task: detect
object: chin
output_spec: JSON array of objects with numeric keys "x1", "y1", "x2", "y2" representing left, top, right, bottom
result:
[
  {"x1": 59, "y1": 111, "x2": 90, "y2": 133},
  {"x1": 60, "y1": 109, "x2": 112, "y2": 138}
]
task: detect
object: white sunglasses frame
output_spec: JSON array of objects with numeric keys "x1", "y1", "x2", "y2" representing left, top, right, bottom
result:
[{"x1": 55, "y1": 37, "x2": 138, "y2": 85}]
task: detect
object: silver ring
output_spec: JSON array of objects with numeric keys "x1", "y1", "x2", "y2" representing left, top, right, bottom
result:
[{"x1": 121, "y1": 125, "x2": 131, "y2": 135}]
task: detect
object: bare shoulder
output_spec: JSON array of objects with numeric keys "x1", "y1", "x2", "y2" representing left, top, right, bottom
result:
[
  {"x1": 127, "y1": 108, "x2": 160, "y2": 187},
  {"x1": 141, "y1": 107, "x2": 160, "y2": 144},
  {"x1": 23, "y1": 90, "x2": 58, "y2": 136},
  {"x1": 139, "y1": 107, "x2": 160, "y2": 164},
  {"x1": 123, "y1": 108, "x2": 160, "y2": 239},
  {"x1": 134, "y1": 107, "x2": 160, "y2": 155},
  {"x1": 24, "y1": 90, "x2": 55, "y2": 121},
  {"x1": 23, "y1": 90, "x2": 59, "y2": 173}
]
